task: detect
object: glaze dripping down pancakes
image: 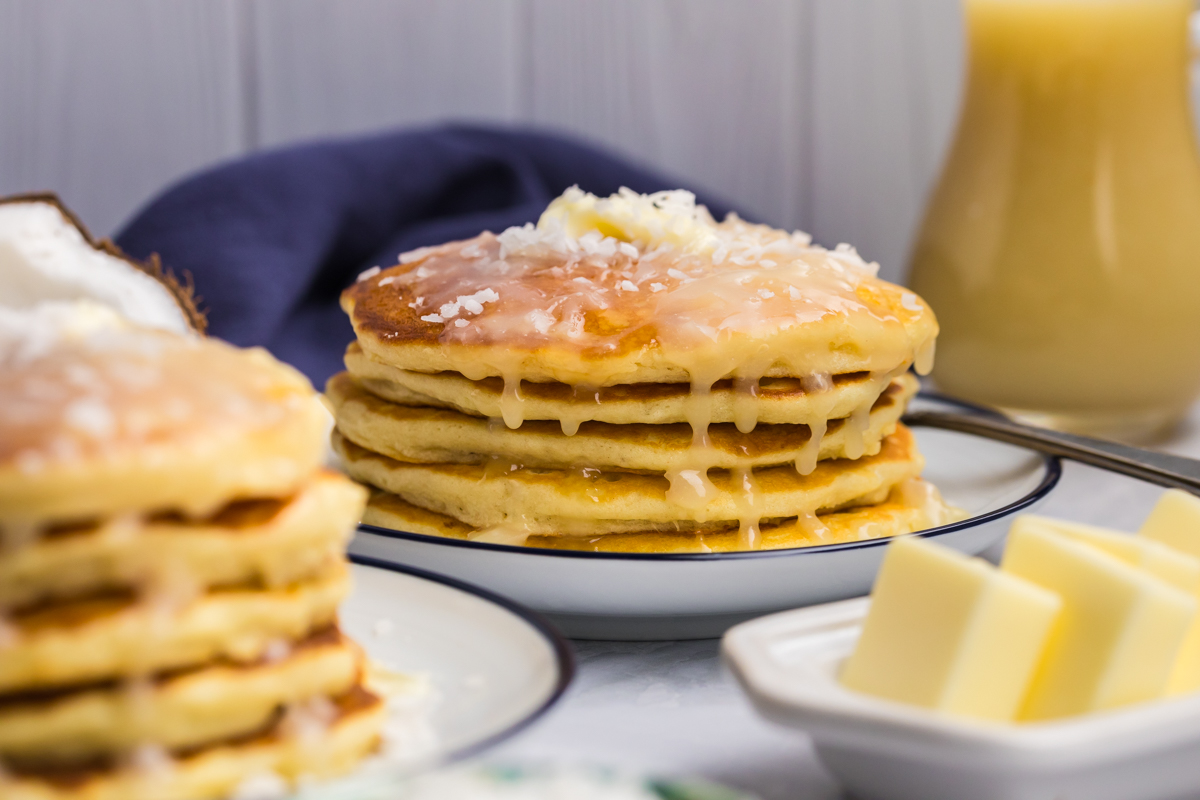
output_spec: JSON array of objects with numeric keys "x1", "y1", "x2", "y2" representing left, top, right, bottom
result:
[{"x1": 334, "y1": 187, "x2": 962, "y2": 552}]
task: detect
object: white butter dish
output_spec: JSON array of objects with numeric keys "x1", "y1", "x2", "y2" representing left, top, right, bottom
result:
[{"x1": 722, "y1": 597, "x2": 1200, "y2": 800}]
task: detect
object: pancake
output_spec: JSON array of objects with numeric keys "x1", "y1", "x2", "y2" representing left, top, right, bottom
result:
[
  {"x1": 0, "y1": 628, "x2": 361, "y2": 763},
  {"x1": 341, "y1": 208, "x2": 938, "y2": 388},
  {"x1": 0, "y1": 564, "x2": 349, "y2": 694},
  {"x1": 328, "y1": 371, "x2": 915, "y2": 473},
  {"x1": 333, "y1": 425, "x2": 924, "y2": 536},
  {"x1": 345, "y1": 341, "x2": 909, "y2": 430},
  {"x1": 2, "y1": 472, "x2": 366, "y2": 611},
  {"x1": 363, "y1": 478, "x2": 966, "y2": 553},
  {"x1": 2, "y1": 683, "x2": 385, "y2": 800},
  {"x1": 0, "y1": 316, "x2": 327, "y2": 529}
]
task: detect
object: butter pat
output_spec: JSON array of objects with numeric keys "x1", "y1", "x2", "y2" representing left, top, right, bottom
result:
[
  {"x1": 538, "y1": 186, "x2": 719, "y2": 254},
  {"x1": 1140, "y1": 489, "x2": 1200, "y2": 558},
  {"x1": 1137, "y1": 490, "x2": 1200, "y2": 694},
  {"x1": 840, "y1": 536, "x2": 1061, "y2": 721},
  {"x1": 1019, "y1": 515, "x2": 1200, "y2": 593},
  {"x1": 1002, "y1": 522, "x2": 1196, "y2": 720}
]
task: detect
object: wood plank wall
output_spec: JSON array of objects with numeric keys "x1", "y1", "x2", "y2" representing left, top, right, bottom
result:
[{"x1": 1, "y1": 1, "x2": 1196, "y2": 284}]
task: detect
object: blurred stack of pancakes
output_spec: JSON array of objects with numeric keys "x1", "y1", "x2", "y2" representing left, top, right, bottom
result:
[
  {"x1": 0, "y1": 305, "x2": 381, "y2": 799},
  {"x1": 330, "y1": 187, "x2": 962, "y2": 554}
]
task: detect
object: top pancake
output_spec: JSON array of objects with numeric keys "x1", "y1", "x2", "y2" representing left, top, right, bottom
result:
[
  {"x1": 342, "y1": 190, "x2": 938, "y2": 388},
  {"x1": 0, "y1": 308, "x2": 327, "y2": 527}
]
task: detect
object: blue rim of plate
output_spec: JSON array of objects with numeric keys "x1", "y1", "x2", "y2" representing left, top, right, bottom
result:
[
  {"x1": 348, "y1": 554, "x2": 576, "y2": 762},
  {"x1": 354, "y1": 391, "x2": 1063, "y2": 562}
]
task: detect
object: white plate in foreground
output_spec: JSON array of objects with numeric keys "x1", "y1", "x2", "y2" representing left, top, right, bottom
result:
[
  {"x1": 722, "y1": 598, "x2": 1200, "y2": 800},
  {"x1": 335, "y1": 559, "x2": 573, "y2": 778},
  {"x1": 350, "y1": 395, "x2": 1061, "y2": 640}
]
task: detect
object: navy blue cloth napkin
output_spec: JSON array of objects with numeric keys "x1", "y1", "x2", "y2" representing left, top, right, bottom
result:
[{"x1": 116, "y1": 124, "x2": 733, "y2": 385}]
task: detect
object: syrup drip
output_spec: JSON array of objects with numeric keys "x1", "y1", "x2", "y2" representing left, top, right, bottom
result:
[
  {"x1": 560, "y1": 384, "x2": 601, "y2": 436},
  {"x1": 896, "y1": 477, "x2": 959, "y2": 528},
  {"x1": 482, "y1": 456, "x2": 524, "y2": 481},
  {"x1": 732, "y1": 376, "x2": 761, "y2": 434},
  {"x1": 794, "y1": 510, "x2": 832, "y2": 541},
  {"x1": 665, "y1": 468, "x2": 718, "y2": 513},
  {"x1": 469, "y1": 521, "x2": 533, "y2": 547},
  {"x1": 794, "y1": 373, "x2": 835, "y2": 476},
  {"x1": 663, "y1": 370, "x2": 723, "y2": 515},
  {"x1": 732, "y1": 466, "x2": 762, "y2": 550},
  {"x1": 684, "y1": 374, "x2": 716, "y2": 451},
  {"x1": 843, "y1": 404, "x2": 872, "y2": 461},
  {"x1": 843, "y1": 365, "x2": 910, "y2": 462},
  {"x1": 499, "y1": 373, "x2": 524, "y2": 429},
  {"x1": 914, "y1": 336, "x2": 937, "y2": 376},
  {"x1": 573, "y1": 466, "x2": 604, "y2": 504}
]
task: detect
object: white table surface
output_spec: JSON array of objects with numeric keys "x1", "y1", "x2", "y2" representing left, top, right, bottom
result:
[{"x1": 480, "y1": 408, "x2": 1200, "y2": 800}]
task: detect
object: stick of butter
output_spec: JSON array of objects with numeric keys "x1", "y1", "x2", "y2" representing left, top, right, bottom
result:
[
  {"x1": 839, "y1": 535, "x2": 1061, "y2": 721},
  {"x1": 1138, "y1": 490, "x2": 1200, "y2": 694},
  {"x1": 1003, "y1": 522, "x2": 1197, "y2": 720}
]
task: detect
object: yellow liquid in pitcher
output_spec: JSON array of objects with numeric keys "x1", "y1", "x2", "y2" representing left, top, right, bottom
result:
[{"x1": 909, "y1": 0, "x2": 1200, "y2": 439}]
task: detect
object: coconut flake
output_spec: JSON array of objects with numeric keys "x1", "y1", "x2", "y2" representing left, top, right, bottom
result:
[
  {"x1": 528, "y1": 309, "x2": 555, "y2": 334},
  {"x1": 400, "y1": 246, "x2": 438, "y2": 265},
  {"x1": 63, "y1": 397, "x2": 115, "y2": 438}
]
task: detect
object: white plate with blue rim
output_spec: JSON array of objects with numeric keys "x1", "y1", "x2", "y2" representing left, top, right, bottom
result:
[
  {"x1": 349, "y1": 394, "x2": 1061, "y2": 641},
  {"x1": 301, "y1": 558, "x2": 574, "y2": 800}
]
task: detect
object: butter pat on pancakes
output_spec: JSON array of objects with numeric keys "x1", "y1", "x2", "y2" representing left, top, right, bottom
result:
[
  {"x1": 840, "y1": 536, "x2": 1059, "y2": 722},
  {"x1": 1003, "y1": 520, "x2": 1195, "y2": 720}
]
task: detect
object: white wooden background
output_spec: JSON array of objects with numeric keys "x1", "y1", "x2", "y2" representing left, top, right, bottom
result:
[{"x1": 2, "y1": 1, "x2": 1197, "y2": 284}]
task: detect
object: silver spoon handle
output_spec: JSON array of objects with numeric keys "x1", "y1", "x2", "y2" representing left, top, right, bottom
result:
[{"x1": 902, "y1": 408, "x2": 1200, "y2": 495}]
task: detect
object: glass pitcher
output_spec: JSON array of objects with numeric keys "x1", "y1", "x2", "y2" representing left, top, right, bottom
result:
[{"x1": 909, "y1": 0, "x2": 1200, "y2": 441}]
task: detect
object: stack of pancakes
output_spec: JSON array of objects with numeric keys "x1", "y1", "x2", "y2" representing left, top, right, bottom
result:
[
  {"x1": 0, "y1": 306, "x2": 382, "y2": 799},
  {"x1": 330, "y1": 188, "x2": 960, "y2": 554}
]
